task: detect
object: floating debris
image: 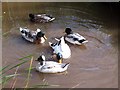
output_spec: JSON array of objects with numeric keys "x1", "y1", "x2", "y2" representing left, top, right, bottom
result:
[{"x1": 80, "y1": 67, "x2": 100, "y2": 71}]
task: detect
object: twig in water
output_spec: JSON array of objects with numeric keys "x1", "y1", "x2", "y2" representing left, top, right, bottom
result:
[{"x1": 10, "y1": 66, "x2": 19, "y2": 89}]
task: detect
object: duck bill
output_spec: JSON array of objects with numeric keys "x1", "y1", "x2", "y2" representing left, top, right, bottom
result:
[
  {"x1": 58, "y1": 59, "x2": 63, "y2": 64},
  {"x1": 43, "y1": 35, "x2": 47, "y2": 40}
]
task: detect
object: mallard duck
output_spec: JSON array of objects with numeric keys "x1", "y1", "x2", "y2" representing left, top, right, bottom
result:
[
  {"x1": 49, "y1": 37, "x2": 71, "y2": 59},
  {"x1": 20, "y1": 27, "x2": 47, "y2": 44},
  {"x1": 36, "y1": 54, "x2": 70, "y2": 73},
  {"x1": 64, "y1": 28, "x2": 88, "y2": 45},
  {"x1": 29, "y1": 13, "x2": 55, "y2": 23}
]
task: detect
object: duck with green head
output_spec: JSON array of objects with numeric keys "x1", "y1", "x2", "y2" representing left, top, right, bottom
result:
[
  {"x1": 64, "y1": 28, "x2": 88, "y2": 45},
  {"x1": 20, "y1": 27, "x2": 47, "y2": 44}
]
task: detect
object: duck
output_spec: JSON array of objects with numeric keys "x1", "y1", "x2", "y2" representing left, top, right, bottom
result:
[
  {"x1": 29, "y1": 13, "x2": 55, "y2": 23},
  {"x1": 49, "y1": 37, "x2": 71, "y2": 59},
  {"x1": 64, "y1": 28, "x2": 88, "y2": 45},
  {"x1": 36, "y1": 54, "x2": 70, "y2": 73},
  {"x1": 19, "y1": 27, "x2": 47, "y2": 44}
]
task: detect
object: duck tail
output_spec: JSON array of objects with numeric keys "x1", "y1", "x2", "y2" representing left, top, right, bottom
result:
[
  {"x1": 79, "y1": 39, "x2": 88, "y2": 44},
  {"x1": 83, "y1": 40, "x2": 88, "y2": 43},
  {"x1": 55, "y1": 38, "x2": 60, "y2": 41},
  {"x1": 49, "y1": 42, "x2": 52, "y2": 47},
  {"x1": 62, "y1": 63, "x2": 70, "y2": 68},
  {"x1": 49, "y1": 17, "x2": 55, "y2": 21},
  {"x1": 19, "y1": 27, "x2": 23, "y2": 32},
  {"x1": 78, "y1": 39, "x2": 85, "y2": 44}
]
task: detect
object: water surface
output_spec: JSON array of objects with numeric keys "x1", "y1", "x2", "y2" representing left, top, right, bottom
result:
[{"x1": 2, "y1": 2, "x2": 118, "y2": 88}]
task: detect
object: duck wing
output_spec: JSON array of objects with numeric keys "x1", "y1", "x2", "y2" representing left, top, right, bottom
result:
[
  {"x1": 67, "y1": 33, "x2": 85, "y2": 41},
  {"x1": 45, "y1": 61, "x2": 59, "y2": 65},
  {"x1": 73, "y1": 33, "x2": 86, "y2": 40},
  {"x1": 49, "y1": 41, "x2": 62, "y2": 52},
  {"x1": 20, "y1": 27, "x2": 36, "y2": 42},
  {"x1": 42, "y1": 61, "x2": 61, "y2": 69}
]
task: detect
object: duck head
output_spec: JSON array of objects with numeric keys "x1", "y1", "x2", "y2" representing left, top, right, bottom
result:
[
  {"x1": 37, "y1": 55, "x2": 46, "y2": 65},
  {"x1": 29, "y1": 14, "x2": 34, "y2": 19},
  {"x1": 65, "y1": 28, "x2": 73, "y2": 35},
  {"x1": 56, "y1": 53, "x2": 63, "y2": 63},
  {"x1": 36, "y1": 29, "x2": 47, "y2": 40}
]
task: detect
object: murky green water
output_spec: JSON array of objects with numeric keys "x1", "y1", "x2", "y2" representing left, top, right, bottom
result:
[{"x1": 2, "y1": 2, "x2": 118, "y2": 88}]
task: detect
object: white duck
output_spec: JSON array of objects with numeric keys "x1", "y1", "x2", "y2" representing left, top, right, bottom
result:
[
  {"x1": 49, "y1": 37, "x2": 71, "y2": 59},
  {"x1": 20, "y1": 27, "x2": 47, "y2": 44},
  {"x1": 29, "y1": 13, "x2": 55, "y2": 23},
  {"x1": 36, "y1": 54, "x2": 70, "y2": 73},
  {"x1": 64, "y1": 28, "x2": 88, "y2": 45}
]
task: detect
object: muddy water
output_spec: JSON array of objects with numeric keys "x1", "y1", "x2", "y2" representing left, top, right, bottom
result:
[{"x1": 2, "y1": 3, "x2": 118, "y2": 88}]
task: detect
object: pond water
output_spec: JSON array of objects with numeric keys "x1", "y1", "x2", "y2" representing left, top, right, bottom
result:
[{"x1": 2, "y1": 2, "x2": 118, "y2": 88}]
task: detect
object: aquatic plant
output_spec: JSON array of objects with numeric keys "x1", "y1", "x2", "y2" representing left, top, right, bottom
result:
[
  {"x1": 25, "y1": 57, "x2": 34, "y2": 88},
  {"x1": 0, "y1": 54, "x2": 32, "y2": 88},
  {"x1": 0, "y1": 54, "x2": 59, "y2": 88}
]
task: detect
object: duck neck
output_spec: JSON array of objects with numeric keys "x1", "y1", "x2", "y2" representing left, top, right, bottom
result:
[
  {"x1": 60, "y1": 37, "x2": 65, "y2": 45},
  {"x1": 39, "y1": 60, "x2": 46, "y2": 66},
  {"x1": 42, "y1": 61, "x2": 46, "y2": 66}
]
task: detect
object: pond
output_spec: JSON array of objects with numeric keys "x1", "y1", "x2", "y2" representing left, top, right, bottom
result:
[{"x1": 2, "y1": 2, "x2": 118, "y2": 88}]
